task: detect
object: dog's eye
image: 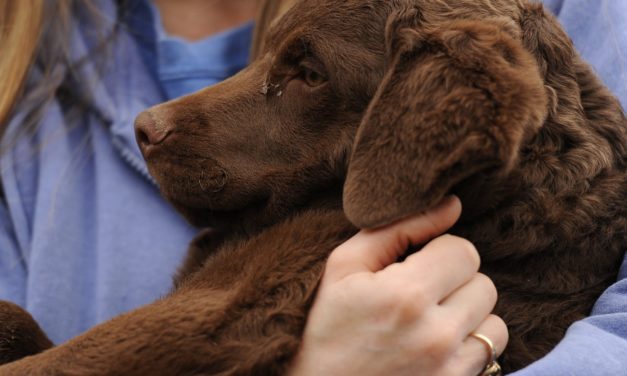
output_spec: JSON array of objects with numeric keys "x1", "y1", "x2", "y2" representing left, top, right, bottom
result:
[{"x1": 301, "y1": 67, "x2": 327, "y2": 87}]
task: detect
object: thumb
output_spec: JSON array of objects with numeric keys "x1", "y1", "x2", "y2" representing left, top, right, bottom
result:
[{"x1": 323, "y1": 195, "x2": 461, "y2": 284}]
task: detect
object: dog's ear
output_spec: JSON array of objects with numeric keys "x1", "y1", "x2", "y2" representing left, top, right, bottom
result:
[
  {"x1": 517, "y1": 2, "x2": 580, "y2": 117},
  {"x1": 343, "y1": 9, "x2": 549, "y2": 228}
]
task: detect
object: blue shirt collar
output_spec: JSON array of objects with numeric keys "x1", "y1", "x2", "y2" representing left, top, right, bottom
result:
[{"x1": 130, "y1": 0, "x2": 253, "y2": 100}]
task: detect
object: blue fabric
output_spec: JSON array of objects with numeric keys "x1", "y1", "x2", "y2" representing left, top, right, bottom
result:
[
  {"x1": 0, "y1": 0, "x2": 252, "y2": 344},
  {"x1": 148, "y1": 3, "x2": 253, "y2": 100},
  {"x1": 0, "y1": 0, "x2": 625, "y2": 374},
  {"x1": 540, "y1": 0, "x2": 627, "y2": 107}
]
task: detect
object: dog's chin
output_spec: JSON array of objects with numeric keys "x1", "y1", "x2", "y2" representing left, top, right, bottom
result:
[
  {"x1": 170, "y1": 196, "x2": 277, "y2": 231},
  {"x1": 176, "y1": 206, "x2": 253, "y2": 229}
]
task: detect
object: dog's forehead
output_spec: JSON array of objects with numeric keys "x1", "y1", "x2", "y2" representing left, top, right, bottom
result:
[
  {"x1": 266, "y1": 0, "x2": 393, "y2": 42},
  {"x1": 265, "y1": 0, "x2": 519, "y2": 43},
  {"x1": 258, "y1": 0, "x2": 398, "y2": 65}
]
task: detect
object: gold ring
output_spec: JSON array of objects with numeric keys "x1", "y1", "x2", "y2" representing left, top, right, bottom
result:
[{"x1": 470, "y1": 333, "x2": 502, "y2": 376}]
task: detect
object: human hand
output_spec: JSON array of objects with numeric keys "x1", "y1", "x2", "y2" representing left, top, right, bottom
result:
[{"x1": 290, "y1": 196, "x2": 508, "y2": 376}]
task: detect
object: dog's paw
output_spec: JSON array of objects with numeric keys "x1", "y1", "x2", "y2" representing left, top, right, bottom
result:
[{"x1": 0, "y1": 300, "x2": 53, "y2": 365}]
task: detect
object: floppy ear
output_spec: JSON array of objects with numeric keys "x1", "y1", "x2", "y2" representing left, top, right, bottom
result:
[{"x1": 343, "y1": 10, "x2": 548, "y2": 228}]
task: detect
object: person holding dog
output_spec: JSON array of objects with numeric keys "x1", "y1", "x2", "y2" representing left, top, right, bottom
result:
[{"x1": 0, "y1": 0, "x2": 624, "y2": 375}]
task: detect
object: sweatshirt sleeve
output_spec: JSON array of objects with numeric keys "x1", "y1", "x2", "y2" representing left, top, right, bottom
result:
[
  {"x1": 539, "y1": 0, "x2": 564, "y2": 15},
  {"x1": 544, "y1": 0, "x2": 627, "y2": 107},
  {"x1": 511, "y1": 257, "x2": 627, "y2": 375}
]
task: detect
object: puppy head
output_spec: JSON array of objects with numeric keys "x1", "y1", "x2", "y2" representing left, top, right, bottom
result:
[
  {"x1": 136, "y1": 0, "x2": 550, "y2": 231},
  {"x1": 136, "y1": 1, "x2": 391, "y2": 230}
]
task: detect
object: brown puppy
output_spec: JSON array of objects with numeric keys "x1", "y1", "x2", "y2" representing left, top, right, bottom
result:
[{"x1": 0, "y1": 0, "x2": 625, "y2": 374}]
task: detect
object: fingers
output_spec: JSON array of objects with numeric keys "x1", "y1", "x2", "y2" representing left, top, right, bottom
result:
[
  {"x1": 470, "y1": 315, "x2": 509, "y2": 358},
  {"x1": 421, "y1": 314, "x2": 508, "y2": 376},
  {"x1": 438, "y1": 273, "x2": 497, "y2": 334},
  {"x1": 324, "y1": 195, "x2": 461, "y2": 284},
  {"x1": 378, "y1": 234, "x2": 481, "y2": 303},
  {"x1": 304, "y1": 193, "x2": 509, "y2": 376},
  {"x1": 447, "y1": 315, "x2": 509, "y2": 376}
]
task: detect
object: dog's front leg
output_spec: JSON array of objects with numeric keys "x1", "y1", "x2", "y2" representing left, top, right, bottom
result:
[
  {"x1": 0, "y1": 209, "x2": 355, "y2": 376},
  {"x1": 0, "y1": 301, "x2": 53, "y2": 365},
  {"x1": 0, "y1": 289, "x2": 241, "y2": 375}
]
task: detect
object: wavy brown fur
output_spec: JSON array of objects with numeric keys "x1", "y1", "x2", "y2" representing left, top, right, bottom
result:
[{"x1": 1, "y1": 0, "x2": 625, "y2": 374}]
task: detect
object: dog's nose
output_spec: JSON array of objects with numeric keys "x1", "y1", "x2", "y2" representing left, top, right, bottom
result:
[{"x1": 134, "y1": 110, "x2": 171, "y2": 148}]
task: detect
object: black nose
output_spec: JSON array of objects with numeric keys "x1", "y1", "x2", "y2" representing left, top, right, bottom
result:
[{"x1": 134, "y1": 110, "x2": 171, "y2": 148}]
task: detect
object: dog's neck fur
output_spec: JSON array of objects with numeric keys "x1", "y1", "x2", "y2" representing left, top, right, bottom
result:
[{"x1": 231, "y1": 183, "x2": 346, "y2": 240}]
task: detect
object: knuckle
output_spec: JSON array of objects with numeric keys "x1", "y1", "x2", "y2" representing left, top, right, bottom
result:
[
  {"x1": 407, "y1": 283, "x2": 430, "y2": 310},
  {"x1": 325, "y1": 247, "x2": 352, "y2": 270},
  {"x1": 432, "y1": 234, "x2": 480, "y2": 269},
  {"x1": 327, "y1": 273, "x2": 373, "y2": 305},
  {"x1": 422, "y1": 324, "x2": 460, "y2": 362},
  {"x1": 382, "y1": 285, "x2": 430, "y2": 324},
  {"x1": 477, "y1": 273, "x2": 498, "y2": 303},
  {"x1": 451, "y1": 236, "x2": 480, "y2": 269},
  {"x1": 392, "y1": 288, "x2": 424, "y2": 318}
]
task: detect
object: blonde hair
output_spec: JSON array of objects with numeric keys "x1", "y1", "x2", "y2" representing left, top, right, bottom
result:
[
  {"x1": 0, "y1": 0, "x2": 45, "y2": 128},
  {"x1": 0, "y1": 0, "x2": 279, "y2": 137},
  {"x1": 0, "y1": 0, "x2": 79, "y2": 137}
]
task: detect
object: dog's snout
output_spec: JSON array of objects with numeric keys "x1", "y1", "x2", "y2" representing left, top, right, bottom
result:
[{"x1": 134, "y1": 110, "x2": 172, "y2": 149}]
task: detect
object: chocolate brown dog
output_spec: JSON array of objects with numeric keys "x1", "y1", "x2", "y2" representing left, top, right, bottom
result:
[{"x1": 1, "y1": 0, "x2": 625, "y2": 374}]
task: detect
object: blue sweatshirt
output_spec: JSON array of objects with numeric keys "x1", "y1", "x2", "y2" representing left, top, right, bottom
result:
[
  {"x1": 0, "y1": 0, "x2": 625, "y2": 374},
  {"x1": 0, "y1": 0, "x2": 251, "y2": 344}
]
